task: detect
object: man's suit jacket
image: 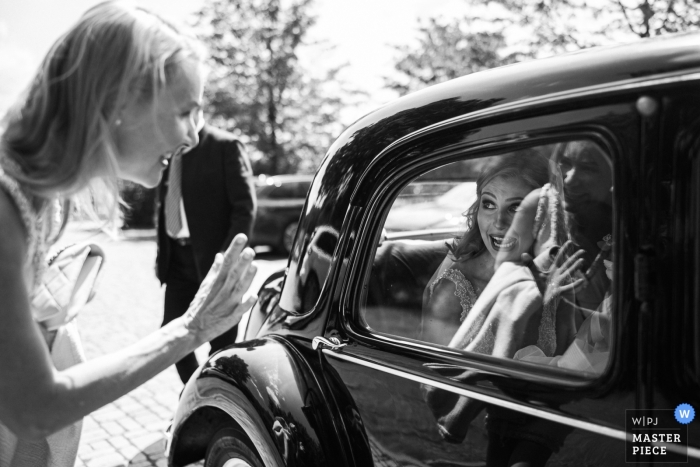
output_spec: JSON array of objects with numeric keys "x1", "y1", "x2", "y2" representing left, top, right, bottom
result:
[{"x1": 155, "y1": 125, "x2": 257, "y2": 283}]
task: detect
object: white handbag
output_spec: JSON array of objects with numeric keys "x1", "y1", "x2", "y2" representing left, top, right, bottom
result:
[{"x1": 31, "y1": 243, "x2": 105, "y2": 332}]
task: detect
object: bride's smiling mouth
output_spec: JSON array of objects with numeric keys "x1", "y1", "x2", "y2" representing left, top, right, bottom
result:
[{"x1": 489, "y1": 234, "x2": 517, "y2": 251}]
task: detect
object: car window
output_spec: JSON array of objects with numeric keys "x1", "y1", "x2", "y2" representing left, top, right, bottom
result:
[
  {"x1": 362, "y1": 140, "x2": 614, "y2": 379},
  {"x1": 385, "y1": 181, "x2": 476, "y2": 233}
]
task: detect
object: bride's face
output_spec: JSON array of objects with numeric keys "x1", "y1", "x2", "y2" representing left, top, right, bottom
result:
[
  {"x1": 114, "y1": 59, "x2": 204, "y2": 188},
  {"x1": 477, "y1": 176, "x2": 533, "y2": 259}
]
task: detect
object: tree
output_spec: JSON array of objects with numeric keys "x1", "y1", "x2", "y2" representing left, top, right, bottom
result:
[
  {"x1": 195, "y1": 0, "x2": 351, "y2": 174},
  {"x1": 386, "y1": 0, "x2": 700, "y2": 96},
  {"x1": 478, "y1": 0, "x2": 700, "y2": 58},
  {"x1": 385, "y1": 17, "x2": 515, "y2": 96}
]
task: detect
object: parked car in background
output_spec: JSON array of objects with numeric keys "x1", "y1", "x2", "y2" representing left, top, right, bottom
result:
[
  {"x1": 384, "y1": 181, "x2": 476, "y2": 232},
  {"x1": 167, "y1": 33, "x2": 700, "y2": 467},
  {"x1": 250, "y1": 174, "x2": 313, "y2": 254}
]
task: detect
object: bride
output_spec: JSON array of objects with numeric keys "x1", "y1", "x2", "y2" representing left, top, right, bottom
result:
[{"x1": 420, "y1": 153, "x2": 550, "y2": 349}]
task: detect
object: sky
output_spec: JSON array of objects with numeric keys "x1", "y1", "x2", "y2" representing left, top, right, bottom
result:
[{"x1": 0, "y1": 0, "x2": 473, "y2": 122}]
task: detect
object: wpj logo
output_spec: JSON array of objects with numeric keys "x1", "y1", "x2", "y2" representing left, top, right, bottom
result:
[
  {"x1": 626, "y1": 408, "x2": 691, "y2": 463},
  {"x1": 675, "y1": 404, "x2": 695, "y2": 424}
]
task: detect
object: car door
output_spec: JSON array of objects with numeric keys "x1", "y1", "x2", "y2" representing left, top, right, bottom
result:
[
  {"x1": 318, "y1": 101, "x2": 653, "y2": 466},
  {"x1": 657, "y1": 86, "x2": 700, "y2": 461}
]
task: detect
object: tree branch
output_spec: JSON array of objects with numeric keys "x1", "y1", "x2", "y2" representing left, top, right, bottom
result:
[{"x1": 615, "y1": 0, "x2": 642, "y2": 37}]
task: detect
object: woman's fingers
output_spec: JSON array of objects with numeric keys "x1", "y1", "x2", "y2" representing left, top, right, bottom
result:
[
  {"x1": 561, "y1": 255, "x2": 585, "y2": 276},
  {"x1": 221, "y1": 234, "x2": 248, "y2": 268},
  {"x1": 558, "y1": 276, "x2": 587, "y2": 293},
  {"x1": 222, "y1": 247, "x2": 255, "y2": 293},
  {"x1": 207, "y1": 253, "x2": 224, "y2": 280},
  {"x1": 186, "y1": 235, "x2": 256, "y2": 326},
  {"x1": 553, "y1": 240, "x2": 574, "y2": 267},
  {"x1": 229, "y1": 259, "x2": 257, "y2": 300}
]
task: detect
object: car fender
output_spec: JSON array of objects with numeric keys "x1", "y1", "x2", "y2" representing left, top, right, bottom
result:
[{"x1": 168, "y1": 336, "x2": 348, "y2": 467}]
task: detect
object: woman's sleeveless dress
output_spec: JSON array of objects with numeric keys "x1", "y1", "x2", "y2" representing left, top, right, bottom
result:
[
  {"x1": 427, "y1": 268, "x2": 497, "y2": 354},
  {"x1": 0, "y1": 158, "x2": 85, "y2": 467}
]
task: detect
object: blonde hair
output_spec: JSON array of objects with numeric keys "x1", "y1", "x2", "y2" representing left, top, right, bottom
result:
[{"x1": 1, "y1": 1, "x2": 205, "y2": 222}]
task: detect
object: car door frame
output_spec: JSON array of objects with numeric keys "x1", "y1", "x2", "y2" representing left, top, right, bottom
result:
[{"x1": 319, "y1": 89, "x2": 650, "y2": 458}]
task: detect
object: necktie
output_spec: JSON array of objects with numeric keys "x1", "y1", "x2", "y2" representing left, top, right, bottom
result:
[{"x1": 165, "y1": 154, "x2": 183, "y2": 237}]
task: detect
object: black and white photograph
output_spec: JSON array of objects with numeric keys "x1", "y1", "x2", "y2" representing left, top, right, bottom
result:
[{"x1": 0, "y1": 1, "x2": 698, "y2": 466}]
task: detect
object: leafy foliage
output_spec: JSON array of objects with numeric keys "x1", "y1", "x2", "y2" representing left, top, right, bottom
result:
[
  {"x1": 195, "y1": 0, "x2": 354, "y2": 174},
  {"x1": 481, "y1": 0, "x2": 700, "y2": 57},
  {"x1": 386, "y1": 17, "x2": 515, "y2": 96},
  {"x1": 386, "y1": 0, "x2": 700, "y2": 96}
]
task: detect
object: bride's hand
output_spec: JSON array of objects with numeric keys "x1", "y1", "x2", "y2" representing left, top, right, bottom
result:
[
  {"x1": 522, "y1": 240, "x2": 586, "y2": 302},
  {"x1": 183, "y1": 234, "x2": 258, "y2": 345}
]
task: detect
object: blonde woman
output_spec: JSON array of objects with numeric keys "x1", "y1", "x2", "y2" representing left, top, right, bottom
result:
[{"x1": 0, "y1": 2, "x2": 257, "y2": 466}]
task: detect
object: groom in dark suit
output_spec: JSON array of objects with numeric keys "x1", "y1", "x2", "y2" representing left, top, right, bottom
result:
[{"x1": 155, "y1": 120, "x2": 256, "y2": 384}]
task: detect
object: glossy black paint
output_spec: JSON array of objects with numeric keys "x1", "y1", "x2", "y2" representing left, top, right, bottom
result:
[
  {"x1": 171, "y1": 33, "x2": 700, "y2": 466},
  {"x1": 173, "y1": 337, "x2": 351, "y2": 467}
]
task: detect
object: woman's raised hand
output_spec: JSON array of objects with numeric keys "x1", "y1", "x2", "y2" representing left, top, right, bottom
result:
[
  {"x1": 522, "y1": 240, "x2": 587, "y2": 302},
  {"x1": 543, "y1": 241, "x2": 587, "y2": 301},
  {"x1": 183, "y1": 234, "x2": 258, "y2": 346}
]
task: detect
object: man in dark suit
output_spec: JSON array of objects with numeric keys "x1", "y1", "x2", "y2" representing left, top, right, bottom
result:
[{"x1": 155, "y1": 121, "x2": 256, "y2": 384}]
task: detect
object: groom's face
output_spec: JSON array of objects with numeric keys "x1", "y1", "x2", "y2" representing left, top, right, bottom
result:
[{"x1": 560, "y1": 142, "x2": 613, "y2": 216}]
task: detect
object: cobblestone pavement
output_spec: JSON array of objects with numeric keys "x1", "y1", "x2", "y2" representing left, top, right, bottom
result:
[{"x1": 54, "y1": 223, "x2": 285, "y2": 467}]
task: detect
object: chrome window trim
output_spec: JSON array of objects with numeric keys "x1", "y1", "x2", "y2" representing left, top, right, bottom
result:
[{"x1": 323, "y1": 349, "x2": 700, "y2": 460}]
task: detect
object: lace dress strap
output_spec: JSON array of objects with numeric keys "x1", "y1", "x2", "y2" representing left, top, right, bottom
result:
[
  {"x1": 0, "y1": 162, "x2": 38, "y2": 244},
  {"x1": 0, "y1": 156, "x2": 53, "y2": 294},
  {"x1": 429, "y1": 268, "x2": 478, "y2": 322}
]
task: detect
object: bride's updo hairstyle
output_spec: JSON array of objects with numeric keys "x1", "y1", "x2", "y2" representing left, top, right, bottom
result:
[
  {"x1": 448, "y1": 151, "x2": 550, "y2": 262},
  {"x1": 0, "y1": 1, "x2": 205, "y2": 217}
]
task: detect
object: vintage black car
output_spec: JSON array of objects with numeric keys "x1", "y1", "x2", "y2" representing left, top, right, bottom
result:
[{"x1": 167, "y1": 33, "x2": 700, "y2": 467}]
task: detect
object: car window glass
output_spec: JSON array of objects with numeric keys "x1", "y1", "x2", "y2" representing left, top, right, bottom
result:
[{"x1": 362, "y1": 140, "x2": 614, "y2": 379}]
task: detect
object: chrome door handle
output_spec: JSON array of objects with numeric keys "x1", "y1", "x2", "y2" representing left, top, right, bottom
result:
[{"x1": 312, "y1": 336, "x2": 347, "y2": 351}]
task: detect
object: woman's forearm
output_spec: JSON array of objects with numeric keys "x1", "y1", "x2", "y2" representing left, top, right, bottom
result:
[
  {"x1": 18, "y1": 317, "x2": 199, "y2": 438},
  {"x1": 0, "y1": 207, "x2": 254, "y2": 440}
]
